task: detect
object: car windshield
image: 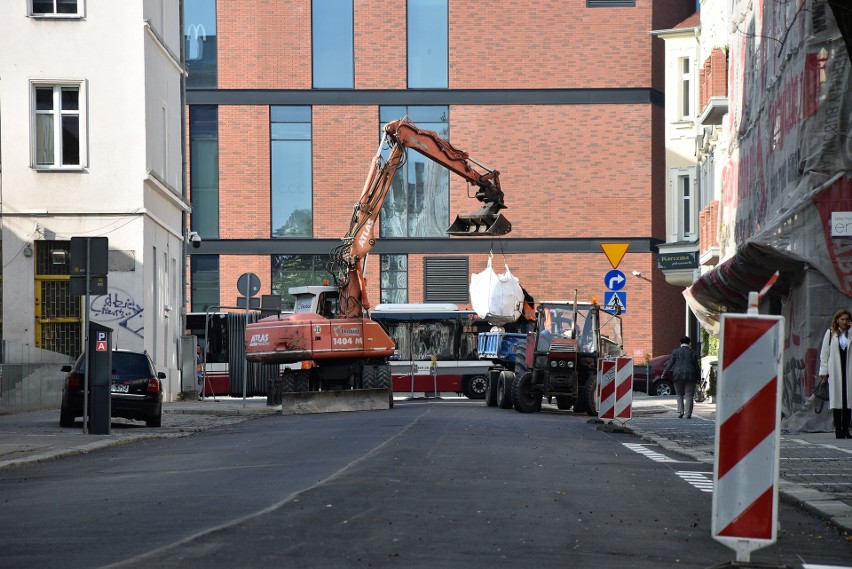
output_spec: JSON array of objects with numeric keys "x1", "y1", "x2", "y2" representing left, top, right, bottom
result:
[{"x1": 74, "y1": 352, "x2": 152, "y2": 377}]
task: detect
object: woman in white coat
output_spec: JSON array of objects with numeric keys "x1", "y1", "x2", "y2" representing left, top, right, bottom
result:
[{"x1": 818, "y1": 308, "x2": 852, "y2": 439}]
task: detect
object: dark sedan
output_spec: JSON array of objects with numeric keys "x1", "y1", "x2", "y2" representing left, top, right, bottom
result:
[
  {"x1": 60, "y1": 350, "x2": 164, "y2": 427},
  {"x1": 632, "y1": 354, "x2": 675, "y2": 396}
]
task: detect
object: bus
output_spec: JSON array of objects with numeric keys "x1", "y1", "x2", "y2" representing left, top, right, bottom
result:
[
  {"x1": 369, "y1": 303, "x2": 515, "y2": 399},
  {"x1": 186, "y1": 310, "x2": 296, "y2": 397}
]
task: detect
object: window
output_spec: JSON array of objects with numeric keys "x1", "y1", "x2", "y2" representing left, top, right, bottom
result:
[
  {"x1": 31, "y1": 0, "x2": 82, "y2": 16},
  {"x1": 379, "y1": 106, "x2": 449, "y2": 238},
  {"x1": 679, "y1": 57, "x2": 692, "y2": 120},
  {"x1": 190, "y1": 255, "x2": 219, "y2": 313},
  {"x1": 271, "y1": 255, "x2": 333, "y2": 310},
  {"x1": 407, "y1": 0, "x2": 447, "y2": 88},
  {"x1": 184, "y1": 0, "x2": 217, "y2": 89},
  {"x1": 312, "y1": 0, "x2": 354, "y2": 88},
  {"x1": 271, "y1": 107, "x2": 312, "y2": 237},
  {"x1": 380, "y1": 255, "x2": 408, "y2": 304},
  {"x1": 189, "y1": 105, "x2": 219, "y2": 237},
  {"x1": 32, "y1": 83, "x2": 84, "y2": 169},
  {"x1": 676, "y1": 171, "x2": 696, "y2": 240}
]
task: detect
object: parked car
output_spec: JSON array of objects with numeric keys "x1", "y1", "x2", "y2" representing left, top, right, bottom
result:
[
  {"x1": 632, "y1": 354, "x2": 675, "y2": 396},
  {"x1": 60, "y1": 350, "x2": 165, "y2": 428}
]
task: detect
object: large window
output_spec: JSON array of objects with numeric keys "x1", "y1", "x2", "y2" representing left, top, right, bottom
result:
[
  {"x1": 271, "y1": 107, "x2": 313, "y2": 237},
  {"x1": 32, "y1": 83, "x2": 84, "y2": 169},
  {"x1": 190, "y1": 255, "x2": 219, "y2": 313},
  {"x1": 380, "y1": 254, "x2": 408, "y2": 304},
  {"x1": 675, "y1": 170, "x2": 696, "y2": 240},
  {"x1": 407, "y1": 0, "x2": 447, "y2": 88},
  {"x1": 678, "y1": 57, "x2": 692, "y2": 120},
  {"x1": 271, "y1": 255, "x2": 333, "y2": 310},
  {"x1": 189, "y1": 105, "x2": 219, "y2": 237},
  {"x1": 312, "y1": 0, "x2": 354, "y2": 88},
  {"x1": 379, "y1": 106, "x2": 449, "y2": 238},
  {"x1": 30, "y1": 0, "x2": 82, "y2": 16},
  {"x1": 184, "y1": 0, "x2": 217, "y2": 89}
]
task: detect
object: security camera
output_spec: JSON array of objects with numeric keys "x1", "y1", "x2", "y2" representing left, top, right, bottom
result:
[
  {"x1": 632, "y1": 271, "x2": 642, "y2": 277},
  {"x1": 188, "y1": 231, "x2": 202, "y2": 249}
]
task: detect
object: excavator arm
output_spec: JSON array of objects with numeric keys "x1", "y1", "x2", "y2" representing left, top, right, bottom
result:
[{"x1": 333, "y1": 117, "x2": 512, "y2": 318}]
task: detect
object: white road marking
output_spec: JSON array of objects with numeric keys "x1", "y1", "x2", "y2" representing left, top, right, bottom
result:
[
  {"x1": 621, "y1": 442, "x2": 680, "y2": 463},
  {"x1": 675, "y1": 471, "x2": 714, "y2": 493}
]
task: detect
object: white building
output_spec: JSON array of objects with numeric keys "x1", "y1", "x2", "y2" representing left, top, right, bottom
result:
[{"x1": 0, "y1": 0, "x2": 188, "y2": 406}]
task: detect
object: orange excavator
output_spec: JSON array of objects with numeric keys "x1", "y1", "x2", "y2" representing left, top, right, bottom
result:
[{"x1": 244, "y1": 117, "x2": 511, "y2": 401}]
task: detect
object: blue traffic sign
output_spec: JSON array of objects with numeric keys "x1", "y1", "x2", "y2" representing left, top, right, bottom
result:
[
  {"x1": 603, "y1": 291, "x2": 627, "y2": 314},
  {"x1": 604, "y1": 269, "x2": 626, "y2": 291}
]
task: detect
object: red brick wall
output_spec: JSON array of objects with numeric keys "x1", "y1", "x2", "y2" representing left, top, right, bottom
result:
[
  {"x1": 218, "y1": 0, "x2": 312, "y2": 89},
  {"x1": 355, "y1": 0, "x2": 406, "y2": 89}
]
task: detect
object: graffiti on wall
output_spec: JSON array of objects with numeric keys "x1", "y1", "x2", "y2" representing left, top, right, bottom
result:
[{"x1": 90, "y1": 288, "x2": 144, "y2": 338}]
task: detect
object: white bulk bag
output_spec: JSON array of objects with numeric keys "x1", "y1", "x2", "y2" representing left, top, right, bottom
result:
[{"x1": 469, "y1": 256, "x2": 524, "y2": 325}]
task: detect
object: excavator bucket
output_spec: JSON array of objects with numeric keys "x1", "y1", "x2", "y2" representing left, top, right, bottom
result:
[{"x1": 447, "y1": 209, "x2": 512, "y2": 236}]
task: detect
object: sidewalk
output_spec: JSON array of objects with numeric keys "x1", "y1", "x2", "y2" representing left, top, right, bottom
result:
[
  {"x1": 1, "y1": 393, "x2": 850, "y2": 535},
  {"x1": 0, "y1": 397, "x2": 278, "y2": 472},
  {"x1": 627, "y1": 394, "x2": 852, "y2": 535}
]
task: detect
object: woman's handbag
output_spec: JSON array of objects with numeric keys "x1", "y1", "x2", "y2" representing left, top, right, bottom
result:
[{"x1": 813, "y1": 376, "x2": 830, "y2": 413}]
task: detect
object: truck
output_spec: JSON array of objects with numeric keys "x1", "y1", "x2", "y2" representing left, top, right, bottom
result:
[
  {"x1": 243, "y1": 117, "x2": 512, "y2": 405},
  {"x1": 479, "y1": 296, "x2": 624, "y2": 414}
]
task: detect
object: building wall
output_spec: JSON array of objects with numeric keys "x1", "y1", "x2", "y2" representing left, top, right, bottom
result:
[
  {"x1": 0, "y1": 1, "x2": 186, "y2": 404},
  {"x1": 190, "y1": 0, "x2": 697, "y2": 361}
]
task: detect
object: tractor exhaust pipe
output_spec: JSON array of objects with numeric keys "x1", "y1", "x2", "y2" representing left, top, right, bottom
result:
[{"x1": 446, "y1": 204, "x2": 512, "y2": 236}]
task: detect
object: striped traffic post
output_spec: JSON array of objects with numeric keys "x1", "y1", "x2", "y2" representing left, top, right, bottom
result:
[
  {"x1": 598, "y1": 359, "x2": 616, "y2": 419},
  {"x1": 598, "y1": 357, "x2": 632, "y2": 422},
  {"x1": 712, "y1": 291, "x2": 784, "y2": 563}
]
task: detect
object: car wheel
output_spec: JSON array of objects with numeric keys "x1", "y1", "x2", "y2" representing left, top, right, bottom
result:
[
  {"x1": 146, "y1": 412, "x2": 162, "y2": 428},
  {"x1": 654, "y1": 380, "x2": 675, "y2": 397},
  {"x1": 462, "y1": 374, "x2": 488, "y2": 400},
  {"x1": 59, "y1": 408, "x2": 75, "y2": 428}
]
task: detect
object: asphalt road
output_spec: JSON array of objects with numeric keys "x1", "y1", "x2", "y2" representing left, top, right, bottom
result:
[{"x1": 0, "y1": 400, "x2": 849, "y2": 569}]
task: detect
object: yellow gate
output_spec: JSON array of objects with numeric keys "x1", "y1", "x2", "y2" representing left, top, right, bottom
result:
[{"x1": 35, "y1": 241, "x2": 82, "y2": 358}]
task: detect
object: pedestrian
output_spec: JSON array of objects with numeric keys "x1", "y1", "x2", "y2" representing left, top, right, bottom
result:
[
  {"x1": 196, "y1": 346, "x2": 204, "y2": 401},
  {"x1": 818, "y1": 308, "x2": 852, "y2": 439},
  {"x1": 661, "y1": 336, "x2": 701, "y2": 419}
]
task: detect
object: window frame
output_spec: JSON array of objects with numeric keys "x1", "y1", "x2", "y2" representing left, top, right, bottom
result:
[
  {"x1": 30, "y1": 0, "x2": 84, "y2": 18},
  {"x1": 678, "y1": 56, "x2": 693, "y2": 120},
  {"x1": 674, "y1": 169, "x2": 697, "y2": 241},
  {"x1": 311, "y1": 0, "x2": 354, "y2": 88},
  {"x1": 30, "y1": 80, "x2": 88, "y2": 170}
]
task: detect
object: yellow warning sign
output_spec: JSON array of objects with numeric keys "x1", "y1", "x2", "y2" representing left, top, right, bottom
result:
[{"x1": 601, "y1": 243, "x2": 629, "y2": 269}]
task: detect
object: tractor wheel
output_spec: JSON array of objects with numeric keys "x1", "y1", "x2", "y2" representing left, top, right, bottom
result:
[
  {"x1": 362, "y1": 365, "x2": 377, "y2": 389},
  {"x1": 462, "y1": 374, "x2": 488, "y2": 400},
  {"x1": 577, "y1": 374, "x2": 598, "y2": 416},
  {"x1": 513, "y1": 340, "x2": 528, "y2": 375},
  {"x1": 512, "y1": 372, "x2": 542, "y2": 413},
  {"x1": 485, "y1": 372, "x2": 499, "y2": 407},
  {"x1": 375, "y1": 365, "x2": 392, "y2": 390},
  {"x1": 294, "y1": 371, "x2": 310, "y2": 392},
  {"x1": 281, "y1": 371, "x2": 295, "y2": 393},
  {"x1": 497, "y1": 371, "x2": 515, "y2": 409}
]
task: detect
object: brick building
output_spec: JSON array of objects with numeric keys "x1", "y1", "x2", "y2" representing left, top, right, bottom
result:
[{"x1": 184, "y1": 0, "x2": 697, "y2": 361}]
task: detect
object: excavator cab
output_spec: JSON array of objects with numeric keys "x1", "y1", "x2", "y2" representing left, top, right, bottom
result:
[{"x1": 446, "y1": 204, "x2": 512, "y2": 236}]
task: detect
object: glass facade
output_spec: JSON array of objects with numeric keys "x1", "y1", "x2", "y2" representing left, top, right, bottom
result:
[
  {"x1": 407, "y1": 0, "x2": 448, "y2": 88},
  {"x1": 379, "y1": 106, "x2": 449, "y2": 238},
  {"x1": 271, "y1": 254, "x2": 333, "y2": 310},
  {"x1": 312, "y1": 0, "x2": 354, "y2": 88},
  {"x1": 271, "y1": 107, "x2": 313, "y2": 237},
  {"x1": 191, "y1": 255, "x2": 220, "y2": 313},
  {"x1": 189, "y1": 105, "x2": 219, "y2": 238},
  {"x1": 380, "y1": 254, "x2": 408, "y2": 304},
  {"x1": 184, "y1": 0, "x2": 217, "y2": 89}
]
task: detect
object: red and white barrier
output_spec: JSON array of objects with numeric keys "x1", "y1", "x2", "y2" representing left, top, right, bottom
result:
[
  {"x1": 598, "y1": 357, "x2": 633, "y2": 421},
  {"x1": 712, "y1": 310, "x2": 784, "y2": 563}
]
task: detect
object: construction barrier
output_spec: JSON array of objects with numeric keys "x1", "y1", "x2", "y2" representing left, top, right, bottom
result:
[
  {"x1": 712, "y1": 309, "x2": 784, "y2": 563},
  {"x1": 598, "y1": 357, "x2": 633, "y2": 421},
  {"x1": 280, "y1": 388, "x2": 392, "y2": 415}
]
